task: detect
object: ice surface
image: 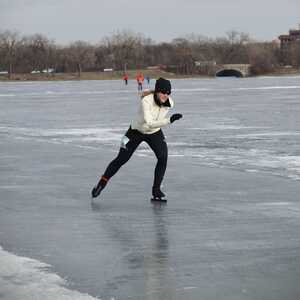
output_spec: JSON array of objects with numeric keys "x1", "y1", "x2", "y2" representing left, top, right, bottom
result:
[{"x1": 1, "y1": 77, "x2": 300, "y2": 299}]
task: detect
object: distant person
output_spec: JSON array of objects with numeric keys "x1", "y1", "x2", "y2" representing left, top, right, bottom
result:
[
  {"x1": 123, "y1": 74, "x2": 128, "y2": 85},
  {"x1": 146, "y1": 76, "x2": 150, "y2": 85},
  {"x1": 136, "y1": 73, "x2": 144, "y2": 91},
  {"x1": 91, "y1": 77, "x2": 183, "y2": 201}
]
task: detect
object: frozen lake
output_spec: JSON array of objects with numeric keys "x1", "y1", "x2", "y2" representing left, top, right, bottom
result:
[
  {"x1": 1, "y1": 77, "x2": 300, "y2": 180},
  {"x1": 1, "y1": 77, "x2": 300, "y2": 299}
]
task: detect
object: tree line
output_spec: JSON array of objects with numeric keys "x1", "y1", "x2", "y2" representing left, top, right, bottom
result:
[{"x1": 0, "y1": 29, "x2": 300, "y2": 79}]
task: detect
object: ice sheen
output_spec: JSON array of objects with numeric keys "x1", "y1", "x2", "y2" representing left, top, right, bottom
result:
[
  {"x1": 0, "y1": 246, "x2": 99, "y2": 300},
  {"x1": 0, "y1": 124, "x2": 300, "y2": 180},
  {"x1": 0, "y1": 77, "x2": 299, "y2": 181},
  {"x1": 1, "y1": 83, "x2": 300, "y2": 98}
]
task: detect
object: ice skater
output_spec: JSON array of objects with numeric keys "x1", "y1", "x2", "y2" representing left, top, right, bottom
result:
[
  {"x1": 123, "y1": 73, "x2": 128, "y2": 85},
  {"x1": 91, "y1": 77, "x2": 183, "y2": 201},
  {"x1": 136, "y1": 73, "x2": 144, "y2": 91},
  {"x1": 146, "y1": 76, "x2": 150, "y2": 85}
]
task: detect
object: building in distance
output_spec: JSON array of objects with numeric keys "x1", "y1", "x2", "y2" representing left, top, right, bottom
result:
[{"x1": 278, "y1": 24, "x2": 300, "y2": 50}]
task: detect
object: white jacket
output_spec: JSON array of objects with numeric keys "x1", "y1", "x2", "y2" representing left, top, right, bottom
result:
[{"x1": 131, "y1": 93, "x2": 174, "y2": 134}]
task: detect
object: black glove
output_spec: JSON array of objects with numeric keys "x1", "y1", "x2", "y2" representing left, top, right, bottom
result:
[{"x1": 170, "y1": 113, "x2": 183, "y2": 123}]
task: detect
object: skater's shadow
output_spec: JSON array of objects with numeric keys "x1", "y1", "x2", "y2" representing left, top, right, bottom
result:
[
  {"x1": 90, "y1": 198, "x2": 173, "y2": 297},
  {"x1": 151, "y1": 202, "x2": 169, "y2": 254},
  {"x1": 90, "y1": 199, "x2": 101, "y2": 211},
  {"x1": 143, "y1": 202, "x2": 174, "y2": 298}
]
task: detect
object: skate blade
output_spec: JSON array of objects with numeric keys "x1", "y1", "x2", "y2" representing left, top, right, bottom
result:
[
  {"x1": 151, "y1": 197, "x2": 167, "y2": 203},
  {"x1": 91, "y1": 186, "x2": 103, "y2": 199}
]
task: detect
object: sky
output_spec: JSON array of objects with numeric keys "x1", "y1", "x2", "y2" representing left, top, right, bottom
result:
[{"x1": 1, "y1": 0, "x2": 300, "y2": 45}]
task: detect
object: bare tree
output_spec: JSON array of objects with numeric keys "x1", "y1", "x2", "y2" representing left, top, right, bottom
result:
[
  {"x1": 0, "y1": 30, "x2": 21, "y2": 78},
  {"x1": 248, "y1": 43, "x2": 278, "y2": 74},
  {"x1": 67, "y1": 41, "x2": 95, "y2": 77},
  {"x1": 100, "y1": 30, "x2": 150, "y2": 71},
  {"x1": 222, "y1": 31, "x2": 251, "y2": 63},
  {"x1": 171, "y1": 38, "x2": 195, "y2": 74},
  {"x1": 151, "y1": 42, "x2": 176, "y2": 67},
  {"x1": 20, "y1": 34, "x2": 56, "y2": 74}
]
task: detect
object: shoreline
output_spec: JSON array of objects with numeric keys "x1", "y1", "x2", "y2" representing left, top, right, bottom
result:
[
  {"x1": 0, "y1": 69, "x2": 197, "y2": 82},
  {"x1": 1, "y1": 68, "x2": 300, "y2": 82}
]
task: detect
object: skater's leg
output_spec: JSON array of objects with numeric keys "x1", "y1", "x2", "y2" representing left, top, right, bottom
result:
[
  {"x1": 92, "y1": 128, "x2": 143, "y2": 198},
  {"x1": 145, "y1": 130, "x2": 168, "y2": 197},
  {"x1": 103, "y1": 146, "x2": 137, "y2": 178},
  {"x1": 103, "y1": 128, "x2": 143, "y2": 178}
]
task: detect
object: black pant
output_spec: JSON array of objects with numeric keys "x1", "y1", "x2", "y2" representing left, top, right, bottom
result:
[{"x1": 103, "y1": 127, "x2": 168, "y2": 188}]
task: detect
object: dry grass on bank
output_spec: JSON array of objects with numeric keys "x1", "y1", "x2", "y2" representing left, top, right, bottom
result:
[
  {"x1": 1, "y1": 67, "x2": 300, "y2": 82},
  {"x1": 0, "y1": 69, "x2": 201, "y2": 82}
]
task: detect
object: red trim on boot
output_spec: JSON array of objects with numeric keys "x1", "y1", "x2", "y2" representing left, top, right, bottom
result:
[{"x1": 101, "y1": 176, "x2": 109, "y2": 182}]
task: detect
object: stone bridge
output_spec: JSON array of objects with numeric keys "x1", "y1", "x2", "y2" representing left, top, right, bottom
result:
[{"x1": 215, "y1": 64, "x2": 251, "y2": 77}]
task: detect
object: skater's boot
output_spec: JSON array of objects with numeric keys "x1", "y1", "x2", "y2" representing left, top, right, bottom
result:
[
  {"x1": 152, "y1": 186, "x2": 166, "y2": 200},
  {"x1": 91, "y1": 176, "x2": 108, "y2": 198}
]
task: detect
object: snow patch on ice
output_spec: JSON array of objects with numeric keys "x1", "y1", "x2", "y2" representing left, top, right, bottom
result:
[{"x1": 0, "y1": 246, "x2": 100, "y2": 300}]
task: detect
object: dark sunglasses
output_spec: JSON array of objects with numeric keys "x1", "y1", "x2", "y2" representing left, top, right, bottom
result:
[{"x1": 161, "y1": 91, "x2": 171, "y2": 95}]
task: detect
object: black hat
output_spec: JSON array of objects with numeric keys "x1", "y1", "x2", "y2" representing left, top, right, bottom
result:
[{"x1": 155, "y1": 77, "x2": 171, "y2": 94}]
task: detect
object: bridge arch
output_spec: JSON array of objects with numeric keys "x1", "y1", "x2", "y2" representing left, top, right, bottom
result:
[{"x1": 216, "y1": 69, "x2": 244, "y2": 78}]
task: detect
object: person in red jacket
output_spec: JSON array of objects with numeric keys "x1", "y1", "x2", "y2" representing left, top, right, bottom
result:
[
  {"x1": 136, "y1": 73, "x2": 144, "y2": 91},
  {"x1": 123, "y1": 74, "x2": 128, "y2": 85}
]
